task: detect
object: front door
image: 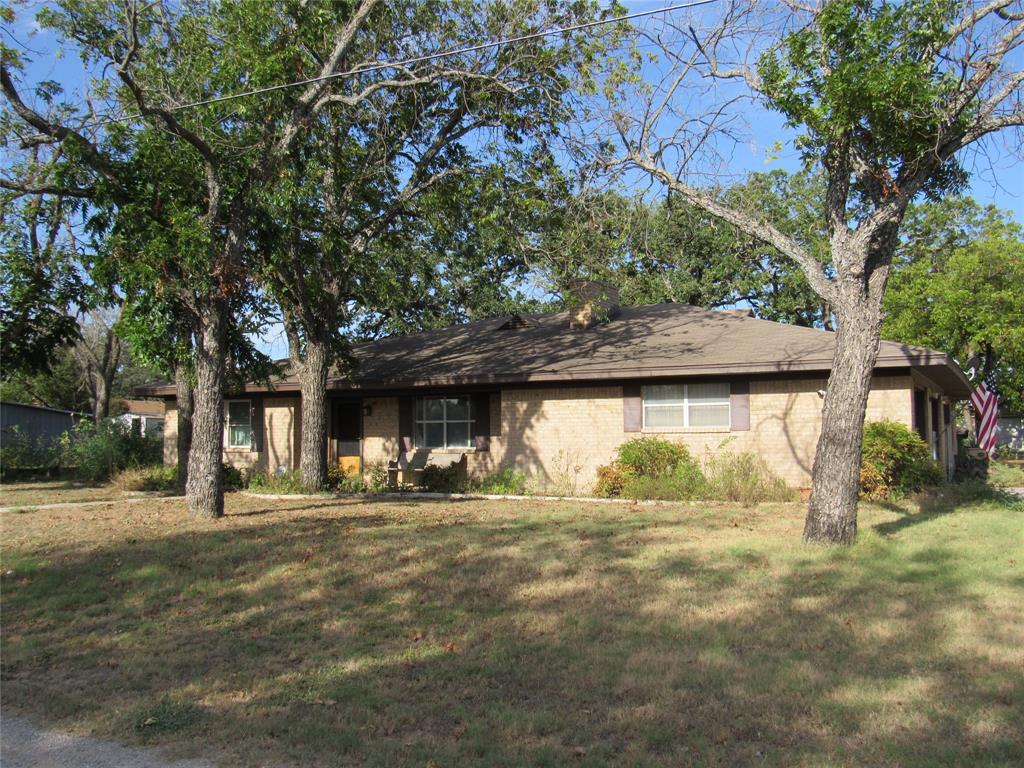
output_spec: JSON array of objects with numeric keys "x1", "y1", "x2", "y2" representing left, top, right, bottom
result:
[{"x1": 332, "y1": 401, "x2": 362, "y2": 475}]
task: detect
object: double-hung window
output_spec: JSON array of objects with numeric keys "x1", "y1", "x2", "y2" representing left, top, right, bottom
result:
[
  {"x1": 415, "y1": 396, "x2": 474, "y2": 449},
  {"x1": 226, "y1": 400, "x2": 253, "y2": 448},
  {"x1": 642, "y1": 383, "x2": 730, "y2": 429}
]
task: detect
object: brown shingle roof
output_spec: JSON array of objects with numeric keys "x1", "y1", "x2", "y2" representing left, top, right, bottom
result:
[{"x1": 137, "y1": 303, "x2": 972, "y2": 398}]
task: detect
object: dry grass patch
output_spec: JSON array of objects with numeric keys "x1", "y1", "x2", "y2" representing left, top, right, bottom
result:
[
  {"x1": 0, "y1": 479, "x2": 132, "y2": 508},
  {"x1": 0, "y1": 492, "x2": 1021, "y2": 767}
]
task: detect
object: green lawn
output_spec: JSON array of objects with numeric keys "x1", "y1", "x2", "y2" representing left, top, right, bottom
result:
[{"x1": 1, "y1": 490, "x2": 1021, "y2": 767}]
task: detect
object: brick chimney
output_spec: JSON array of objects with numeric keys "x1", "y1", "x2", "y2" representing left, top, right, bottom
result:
[{"x1": 567, "y1": 279, "x2": 620, "y2": 329}]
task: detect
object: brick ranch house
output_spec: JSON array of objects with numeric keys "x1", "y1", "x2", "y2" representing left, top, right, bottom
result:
[{"x1": 140, "y1": 300, "x2": 972, "y2": 491}]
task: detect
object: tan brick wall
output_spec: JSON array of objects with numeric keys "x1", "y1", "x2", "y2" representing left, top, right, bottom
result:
[
  {"x1": 361, "y1": 375, "x2": 914, "y2": 492},
  {"x1": 165, "y1": 375, "x2": 915, "y2": 489},
  {"x1": 362, "y1": 396, "x2": 400, "y2": 472},
  {"x1": 261, "y1": 398, "x2": 298, "y2": 474},
  {"x1": 162, "y1": 403, "x2": 177, "y2": 465},
  {"x1": 163, "y1": 397, "x2": 298, "y2": 476}
]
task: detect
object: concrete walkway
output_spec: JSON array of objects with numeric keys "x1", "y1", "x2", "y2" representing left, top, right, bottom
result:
[
  {"x1": 0, "y1": 495, "x2": 184, "y2": 514},
  {"x1": 1, "y1": 716, "x2": 211, "y2": 768}
]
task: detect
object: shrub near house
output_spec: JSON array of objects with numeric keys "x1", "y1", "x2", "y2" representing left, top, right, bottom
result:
[
  {"x1": 595, "y1": 437, "x2": 795, "y2": 504},
  {"x1": 859, "y1": 420, "x2": 944, "y2": 500}
]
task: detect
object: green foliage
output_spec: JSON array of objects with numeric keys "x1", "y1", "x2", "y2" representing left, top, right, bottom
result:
[
  {"x1": 113, "y1": 465, "x2": 178, "y2": 493},
  {"x1": 883, "y1": 200, "x2": 1024, "y2": 413},
  {"x1": 621, "y1": 463, "x2": 705, "y2": 502},
  {"x1": 860, "y1": 420, "x2": 944, "y2": 500},
  {"x1": 616, "y1": 437, "x2": 693, "y2": 478},
  {"x1": 758, "y1": 0, "x2": 968, "y2": 199},
  {"x1": 246, "y1": 470, "x2": 308, "y2": 494},
  {"x1": 598, "y1": 438, "x2": 707, "y2": 500},
  {"x1": 597, "y1": 442, "x2": 794, "y2": 504},
  {"x1": 60, "y1": 419, "x2": 161, "y2": 483},
  {"x1": 0, "y1": 190, "x2": 88, "y2": 376},
  {"x1": 0, "y1": 426, "x2": 62, "y2": 478},
  {"x1": 365, "y1": 462, "x2": 389, "y2": 493},
  {"x1": 594, "y1": 461, "x2": 633, "y2": 497},
  {"x1": 469, "y1": 468, "x2": 529, "y2": 495},
  {"x1": 701, "y1": 453, "x2": 798, "y2": 506},
  {"x1": 327, "y1": 465, "x2": 367, "y2": 494},
  {"x1": 419, "y1": 462, "x2": 464, "y2": 494},
  {"x1": 988, "y1": 461, "x2": 1024, "y2": 489}
]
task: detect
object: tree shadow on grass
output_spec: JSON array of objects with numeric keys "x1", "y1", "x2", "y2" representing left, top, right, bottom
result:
[
  {"x1": 872, "y1": 484, "x2": 1022, "y2": 537},
  {"x1": 2, "y1": 503, "x2": 1021, "y2": 767}
]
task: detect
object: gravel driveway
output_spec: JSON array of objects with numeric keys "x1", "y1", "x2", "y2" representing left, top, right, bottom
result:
[{"x1": 1, "y1": 716, "x2": 211, "y2": 768}]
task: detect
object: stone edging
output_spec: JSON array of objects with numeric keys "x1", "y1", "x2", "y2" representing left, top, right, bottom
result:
[{"x1": 239, "y1": 490, "x2": 663, "y2": 505}]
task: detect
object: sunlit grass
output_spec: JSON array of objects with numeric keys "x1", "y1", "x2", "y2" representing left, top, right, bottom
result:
[{"x1": 0, "y1": 491, "x2": 1021, "y2": 767}]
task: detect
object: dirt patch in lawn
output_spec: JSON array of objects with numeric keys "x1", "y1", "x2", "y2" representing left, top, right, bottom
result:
[{"x1": 1, "y1": 493, "x2": 1021, "y2": 767}]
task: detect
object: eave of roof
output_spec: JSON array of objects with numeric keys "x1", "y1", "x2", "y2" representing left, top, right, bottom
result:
[{"x1": 136, "y1": 303, "x2": 973, "y2": 399}]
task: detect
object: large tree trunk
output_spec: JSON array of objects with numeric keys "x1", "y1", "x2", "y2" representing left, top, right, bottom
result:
[
  {"x1": 174, "y1": 360, "x2": 194, "y2": 494},
  {"x1": 291, "y1": 331, "x2": 330, "y2": 491},
  {"x1": 185, "y1": 299, "x2": 227, "y2": 518},
  {"x1": 803, "y1": 290, "x2": 885, "y2": 544}
]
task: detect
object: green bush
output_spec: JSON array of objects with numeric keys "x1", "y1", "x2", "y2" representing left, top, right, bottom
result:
[
  {"x1": 420, "y1": 462, "x2": 463, "y2": 493},
  {"x1": 469, "y1": 468, "x2": 528, "y2": 495},
  {"x1": 366, "y1": 462, "x2": 389, "y2": 492},
  {"x1": 860, "y1": 420, "x2": 944, "y2": 500},
  {"x1": 702, "y1": 452, "x2": 796, "y2": 505},
  {"x1": 222, "y1": 463, "x2": 250, "y2": 490},
  {"x1": 0, "y1": 426, "x2": 61, "y2": 478},
  {"x1": 247, "y1": 469, "x2": 306, "y2": 494},
  {"x1": 616, "y1": 437, "x2": 692, "y2": 477},
  {"x1": 327, "y1": 464, "x2": 367, "y2": 493},
  {"x1": 594, "y1": 461, "x2": 633, "y2": 497},
  {"x1": 61, "y1": 419, "x2": 162, "y2": 483},
  {"x1": 113, "y1": 465, "x2": 178, "y2": 493},
  {"x1": 621, "y1": 462, "x2": 706, "y2": 501},
  {"x1": 597, "y1": 437, "x2": 705, "y2": 499}
]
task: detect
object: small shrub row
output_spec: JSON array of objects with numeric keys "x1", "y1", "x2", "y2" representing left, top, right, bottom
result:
[
  {"x1": 467, "y1": 468, "x2": 528, "y2": 495},
  {"x1": 595, "y1": 436, "x2": 796, "y2": 505},
  {"x1": 0, "y1": 426, "x2": 62, "y2": 478},
  {"x1": 113, "y1": 465, "x2": 179, "y2": 493},
  {"x1": 420, "y1": 462, "x2": 463, "y2": 493},
  {"x1": 62, "y1": 419, "x2": 163, "y2": 483},
  {"x1": 247, "y1": 469, "x2": 307, "y2": 494}
]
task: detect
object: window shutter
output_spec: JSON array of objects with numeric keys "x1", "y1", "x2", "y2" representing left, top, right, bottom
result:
[
  {"x1": 250, "y1": 397, "x2": 264, "y2": 452},
  {"x1": 473, "y1": 393, "x2": 491, "y2": 451},
  {"x1": 623, "y1": 385, "x2": 642, "y2": 432},
  {"x1": 730, "y1": 380, "x2": 750, "y2": 431},
  {"x1": 399, "y1": 396, "x2": 414, "y2": 452}
]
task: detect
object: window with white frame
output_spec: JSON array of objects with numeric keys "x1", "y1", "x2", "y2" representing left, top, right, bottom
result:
[
  {"x1": 226, "y1": 400, "x2": 252, "y2": 448},
  {"x1": 642, "y1": 383, "x2": 730, "y2": 429},
  {"x1": 415, "y1": 396, "x2": 473, "y2": 449}
]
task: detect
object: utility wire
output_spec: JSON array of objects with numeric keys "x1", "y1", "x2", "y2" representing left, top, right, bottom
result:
[{"x1": 100, "y1": 0, "x2": 719, "y2": 124}]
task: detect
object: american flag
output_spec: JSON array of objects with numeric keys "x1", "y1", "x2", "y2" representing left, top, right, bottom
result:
[{"x1": 970, "y1": 372, "x2": 999, "y2": 457}]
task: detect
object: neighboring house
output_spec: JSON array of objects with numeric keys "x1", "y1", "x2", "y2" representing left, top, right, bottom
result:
[
  {"x1": 996, "y1": 413, "x2": 1023, "y2": 452},
  {"x1": 114, "y1": 399, "x2": 165, "y2": 438},
  {"x1": 139, "y1": 298, "x2": 972, "y2": 490},
  {"x1": 1, "y1": 401, "x2": 90, "y2": 446}
]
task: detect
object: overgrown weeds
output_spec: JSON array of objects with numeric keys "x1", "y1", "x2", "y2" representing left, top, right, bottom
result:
[{"x1": 596, "y1": 437, "x2": 795, "y2": 505}]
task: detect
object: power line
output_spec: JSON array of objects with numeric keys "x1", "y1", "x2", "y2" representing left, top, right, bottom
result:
[{"x1": 101, "y1": 0, "x2": 719, "y2": 124}]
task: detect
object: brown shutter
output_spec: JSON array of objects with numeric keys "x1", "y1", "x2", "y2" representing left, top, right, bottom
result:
[
  {"x1": 473, "y1": 393, "x2": 491, "y2": 451},
  {"x1": 623, "y1": 384, "x2": 642, "y2": 432},
  {"x1": 730, "y1": 380, "x2": 750, "y2": 431},
  {"x1": 250, "y1": 396, "x2": 264, "y2": 452},
  {"x1": 399, "y1": 395, "x2": 414, "y2": 452}
]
